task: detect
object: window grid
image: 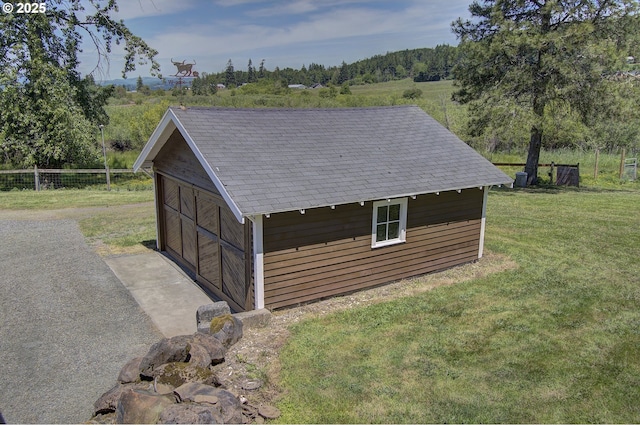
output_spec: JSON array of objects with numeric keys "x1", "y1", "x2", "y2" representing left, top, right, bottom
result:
[{"x1": 371, "y1": 198, "x2": 407, "y2": 248}]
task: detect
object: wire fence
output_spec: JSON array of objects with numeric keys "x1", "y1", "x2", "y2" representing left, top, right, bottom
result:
[
  {"x1": 624, "y1": 158, "x2": 638, "y2": 181},
  {"x1": 0, "y1": 167, "x2": 153, "y2": 191}
]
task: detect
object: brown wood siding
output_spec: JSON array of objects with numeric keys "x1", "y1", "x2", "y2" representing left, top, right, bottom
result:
[
  {"x1": 262, "y1": 189, "x2": 484, "y2": 309},
  {"x1": 156, "y1": 172, "x2": 254, "y2": 312},
  {"x1": 154, "y1": 128, "x2": 254, "y2": 311},
  {"x1": 154, "y1": 129, "x2": 221, "y2": 196}
]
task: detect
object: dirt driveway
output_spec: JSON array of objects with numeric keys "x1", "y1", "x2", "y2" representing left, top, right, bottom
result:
[{"x1": 0, "y1": 218, "x2": 162, "y2": 423}]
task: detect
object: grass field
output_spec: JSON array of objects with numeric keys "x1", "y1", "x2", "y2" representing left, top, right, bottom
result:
[
  {"x1": 1, "y1": 75, "x2": 638, "y2": 421},
  {"x1": 0, "y1": 172, "x2": 638, "y2": 422},
  {"x1": 0, "y1": 189, "x2": 153, "y2": 210},
  {"x1": 0, "y1": 189, "x2": 156, "y2": 255},
  {"x1": 275, "y1": 187, "x2": 640, "y2": 423}
]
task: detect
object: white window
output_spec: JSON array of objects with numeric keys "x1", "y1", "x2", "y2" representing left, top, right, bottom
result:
[{"x1": 371, "y1": 198, "x2": 408, "y2": 248}]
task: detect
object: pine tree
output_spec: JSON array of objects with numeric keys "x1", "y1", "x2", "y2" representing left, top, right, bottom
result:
[
  {"x1": 225, "y1": 59, "x2": 236, "y2": 87},
  {"x1": 452, "y1": 0, "x2": 640, "y2": 184},
  {"x1": 248, "y1": 59, "x2": 255, "y2": 83}
]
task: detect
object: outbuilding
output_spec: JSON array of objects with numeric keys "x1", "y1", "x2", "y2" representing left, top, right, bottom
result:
[{"x1": 134, "y1": 106, "x2": 512, "y2": 312}]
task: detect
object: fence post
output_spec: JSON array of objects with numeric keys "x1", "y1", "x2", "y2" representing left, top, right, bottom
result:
[
  {"x1": 105, "y1": 166, "x2": 111, "y2": 191},
  {"x1": 594, "y1": 149, "x2": 599, "y2": 180},
  {"x1": 34, "y1": 165, "x2": 40, "y2": 191},
  {"x1": 619, "y1": 148, "x2": 626, "y2": 179},
  {"x1": 549, "y1": 162, "x2": 555, "y2": 185}
]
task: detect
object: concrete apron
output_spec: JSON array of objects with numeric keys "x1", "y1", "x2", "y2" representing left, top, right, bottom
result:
[{"x1": 105, "y1": 252, "x2": 213, "y2": 338}]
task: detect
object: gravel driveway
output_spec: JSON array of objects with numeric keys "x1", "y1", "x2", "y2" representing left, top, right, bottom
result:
[{"x1": 0, "y1": 219, "x2": 163, "y2": 423}]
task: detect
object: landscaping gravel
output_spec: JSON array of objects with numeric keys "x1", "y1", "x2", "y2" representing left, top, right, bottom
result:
[{"x1": 0, "y1": 219, "x2": 163, "y2": 424}]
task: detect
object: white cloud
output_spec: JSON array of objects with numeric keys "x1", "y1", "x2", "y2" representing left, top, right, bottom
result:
[
  {"x1": 111, "y1": 0, "x2": 197, "y2": 20},
  {"x1": 84, "y1": 0, "x2": 472, "y2": 78},
  {"x1": 152, "y1": 5, "x2": 429, "y2": 57},
  {"x1": 246, "y1": 0, "x2": 375, "y2": 17}
]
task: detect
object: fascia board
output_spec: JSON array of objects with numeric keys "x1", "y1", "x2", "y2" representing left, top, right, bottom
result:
[{"x1": 133, "y1": 109, "x2": 176, "y2": 171}]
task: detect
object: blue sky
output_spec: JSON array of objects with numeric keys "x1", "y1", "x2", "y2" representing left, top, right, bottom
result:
[{"x1": 81, "y1": 0, "x2": 473, "y2": 81}]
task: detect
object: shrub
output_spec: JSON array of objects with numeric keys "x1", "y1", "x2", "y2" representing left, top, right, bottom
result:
[{"x1": 402, "y1": 88, "x2": 423, "y2": 99}]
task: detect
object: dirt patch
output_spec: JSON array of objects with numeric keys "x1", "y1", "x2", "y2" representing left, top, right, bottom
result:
[{"x1": 216, "y1": 252, "x2": 518, "y2": 409}]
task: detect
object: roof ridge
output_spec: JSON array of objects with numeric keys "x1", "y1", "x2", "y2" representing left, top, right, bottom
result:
[{"x1": 169, "y1": 105, "x2": 420, "y2": 112}]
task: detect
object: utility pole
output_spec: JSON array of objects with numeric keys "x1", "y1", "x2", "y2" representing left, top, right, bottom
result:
[{"x1": 100, "y1": 124, "x2": 110, "y2": 191}]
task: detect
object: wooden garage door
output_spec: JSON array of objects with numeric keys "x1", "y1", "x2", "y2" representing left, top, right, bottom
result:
[{"x1": 159, "y1": 174, "x2": 252, "y2": 311}]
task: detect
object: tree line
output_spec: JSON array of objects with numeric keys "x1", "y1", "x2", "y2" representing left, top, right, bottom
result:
[
  {"x1": 187, "y1": 45, "x2": 458, "y2": 95},
  {"x1": 1, "y1": 0, "x2": 638, "y2": 175}
]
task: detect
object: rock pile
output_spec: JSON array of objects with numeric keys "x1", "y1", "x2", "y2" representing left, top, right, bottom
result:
[{"x1": 89, "y1": 302, "x2": 279, "y2": 424}]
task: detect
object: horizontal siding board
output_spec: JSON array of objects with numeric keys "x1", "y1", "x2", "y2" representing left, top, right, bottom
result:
[
  {"x1": 266, "y1": 248, "x2": 479, "y2": 306},
  {"x1": 265, "y1": 220, "x2": 480, "y2": 274},
  {"x1": 264, "y1": 236, "x2": 480, "y2": 290},
  {"x1": 265, "y1": 250, "x2": 479, "y2": 309},
  {"x1": 264, "y1": 228, "x2": 480, "y2": 281},
  {"x1": 262, "y1": 190, "x2": 483, "y2": 310},
  {"x1": 263, "y1": 204, "x2": 371, "y2": 252}
]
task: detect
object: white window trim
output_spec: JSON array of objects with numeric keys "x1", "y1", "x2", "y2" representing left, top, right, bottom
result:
[{"x1": 371, "y1": 198, "x2": 408, "y2": 248}]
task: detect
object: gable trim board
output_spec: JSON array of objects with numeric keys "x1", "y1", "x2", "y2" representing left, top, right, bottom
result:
[
  {"x1": 136, "y1": 108, "x2": 245, "y2": 223},
  {"x1": 135, "y1": 106, "x2": 513, "y2": 311}
]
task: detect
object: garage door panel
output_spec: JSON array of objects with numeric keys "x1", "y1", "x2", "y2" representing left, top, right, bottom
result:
[
  {"x1": 220, "y1": 206, "x2": 244, "y2": 251},
  {"x1": 180, "y1": 186, "x2": 195, "y2": 219},
  {"x1": 181, "y1": 218, "x2": 197, "y2": 267},
  {"x1": 198, "y1": 231, "x2": 220, "y2": 289},
  {"x1": 164, "y1": 208, "x2": 181, "y2": 255},
  {"x1": 158, "y1": 173, "x2": 250, "y2": 311},
  {"x1": 163, "y1": 178, "x2": 179, "y2": 210},
  {"x1": 196, "y1": 193, "x2": 218, "y2": 234},
  {"x1": 221, "y1": 245, "x2": 246, "y2": 307}
]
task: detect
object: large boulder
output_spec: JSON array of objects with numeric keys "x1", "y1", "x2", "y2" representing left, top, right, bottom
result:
[
  {"x1": 152, "y1": 362, "x2": 219, "y2": 389},
  {"x1": 139, "y1": 334, "x2": 227, "y2": 379},
  {"x1": 115, "y1": 389, "x2": 175, "y2": 424},
  {"x1": 173, "y1": 383, "x2": 243, "y2": 424},
  {"x1": 93, "y1": 383, "x2": 150, "y2": 416},
  {"x1": 190, "y1": 332, "x2": 227, "y2": 364},
  {"x1": 139, "y1": 335, "x2": 192, "y2": 378},
  {"x1": 117, "y1": 357, "x2": 144, "y2": 384},
  {"x1": 208, "y1": 314, "x2": 244, "y2": 348},
  {"x1": 196, "y1": 302, "x2": 231, "y2": 330},
  {"x1": 158, "y1": 404, "x2": 221, "y2": 424}
]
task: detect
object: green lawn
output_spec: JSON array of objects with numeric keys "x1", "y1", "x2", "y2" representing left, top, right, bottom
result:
[
  {"x1": 0, "y1": 188, "x2": 153, "y2": 210},
  {"x1": 1, "y1": 163, "x2": 638, "y2": 423},
  {"x1": 276, "y1": 187, "x2": 640, "y2": 423},
  {"x1": 0, "y1": 189, "x2": 156, "y2": 255}
]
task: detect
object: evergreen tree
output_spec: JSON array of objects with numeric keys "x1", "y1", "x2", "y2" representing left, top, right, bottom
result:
[
  {"x1": 248, "y1": 59, "x2": 255, "y2": 83},
  {"x1": 225, "y1": 59, "x2": 236, "y2": 87},
  {"x1": 452, "y1": 0, "x2": 639, "y2": 184},
  {"x1": 136, "y1": 76, "x2": 144, "y2": 92},
  {"x1": 258, "y1": 59, "x2": 266, "y2": 79},
  {"x1": 337, "y1": 61, "x2": 350, "y2": 84}
]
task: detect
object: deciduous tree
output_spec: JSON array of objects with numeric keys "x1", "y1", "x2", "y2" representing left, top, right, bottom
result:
[{"x1": 0, "y1": 0, "x2": 159, "y2": 167}]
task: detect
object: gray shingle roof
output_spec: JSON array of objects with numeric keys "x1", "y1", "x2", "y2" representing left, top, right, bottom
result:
[{"x1": 136, "y1": 105, "x2": 512, "y2": 219}]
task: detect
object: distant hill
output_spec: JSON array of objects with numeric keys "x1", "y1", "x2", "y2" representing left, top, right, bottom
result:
[
  {"x1": 97, "y1": 45, "x2": 459, "y2": 89},
  {"x1": 99, "y1": 76, "x2": 185, "y2": 90}
]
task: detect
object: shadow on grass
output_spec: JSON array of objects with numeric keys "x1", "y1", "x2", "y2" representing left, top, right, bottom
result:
[
  {"x1": 491, "y1": 183, "x2": 639, "y2": 196},
  {"x1": 140, "y1": 239, "x2": 157, "y2": 250}
]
